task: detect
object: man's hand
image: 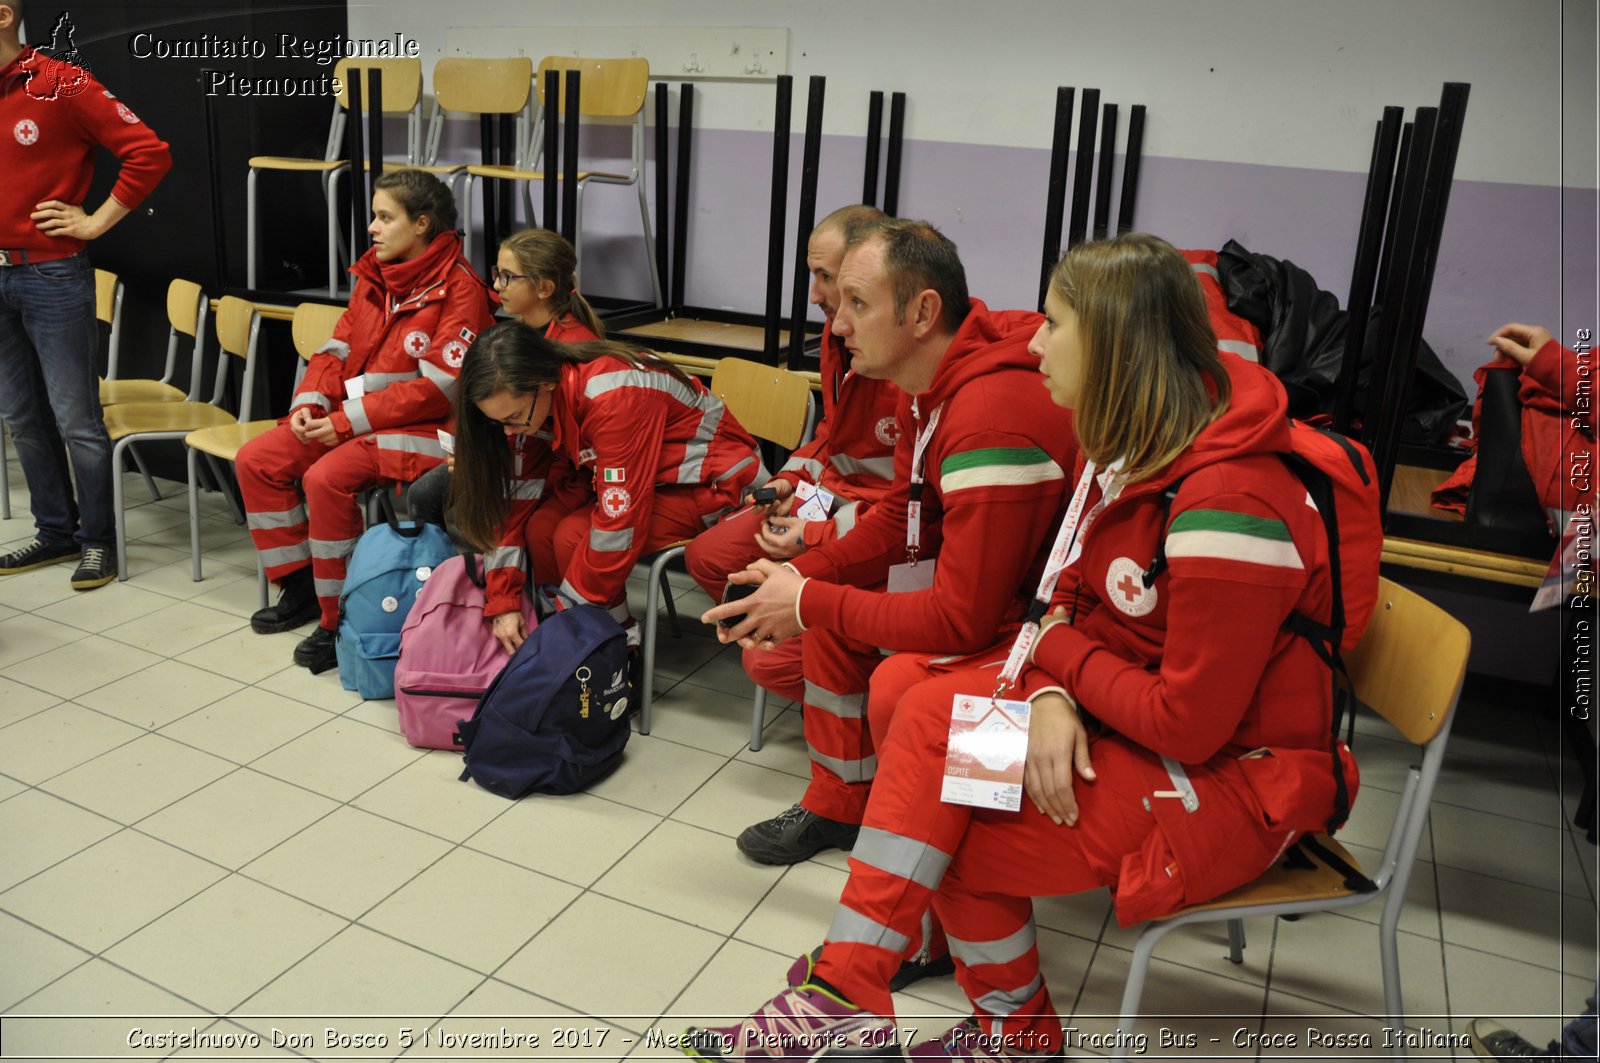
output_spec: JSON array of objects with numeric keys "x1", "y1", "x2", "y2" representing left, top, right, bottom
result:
[
  {"x1": 1488, "y1": 322, "x2": 1555, "y2": 367},
  {"x1": 747, "y1": 478, "x2": 795, "y2": 516},
  {"x1": 302, "y1": 415, "x2": 341, "y2": 447},
  {"x1": 32, "y1": 199, "x2": 119, "y2": 241},
  {"x1": 1024, "y1": 691, "x2": 1096, "y2": 826},
  {"x1": 288, "y1": 407, "x2": 317, "y2": 444},
  {"x1": 755, "y1": 514, "x2": 807, "y2": 559},
  {"x1": 700, "y1": 559, "x2": 805, "y2": 649},
  {"x1": 491, "y1": 611, "x2": 527, "y2": 654}
]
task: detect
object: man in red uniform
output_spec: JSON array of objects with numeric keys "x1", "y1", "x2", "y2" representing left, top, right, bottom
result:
[
  {"x1": 0, "y1": 0, "x2": 171, "y2": 589},
  {"x1": 704, "y1": 219, "x2": 1076, "y2": 865},
  {"x1": 685, "y1": 203, "x2": 901, "y2": 701}
]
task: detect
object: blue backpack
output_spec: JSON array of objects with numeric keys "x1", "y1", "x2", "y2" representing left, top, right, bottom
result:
[
  {"x1": 456, "y1": 603, "x2": 633, "y2": 798},
  {"x1": 336, "y1": 510, "x2": 456, "y2": 700}
]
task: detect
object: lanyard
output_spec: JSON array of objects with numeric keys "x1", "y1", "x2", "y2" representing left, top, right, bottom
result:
[
  {"x1": 905, "y1": 399, "x2": 944, "y2": 564},
  {"x1": 993, "y1": 460, "x2": 1120, "y2": 698}
]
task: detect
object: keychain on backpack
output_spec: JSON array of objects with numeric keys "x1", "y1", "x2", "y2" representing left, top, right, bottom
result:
[{"x1": 577, "y1": 666, "x2": 592, "y2": 718}]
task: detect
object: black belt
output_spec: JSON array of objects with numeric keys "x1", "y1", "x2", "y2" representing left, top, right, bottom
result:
[{"x1": 0, "y1": 249, "x2": 79, "y2": 267}]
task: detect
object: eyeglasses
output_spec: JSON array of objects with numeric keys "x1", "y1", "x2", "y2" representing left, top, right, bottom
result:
[
  {"x1": 489, "y1": 268, "x2": 530, "y2": 288},
  {"x1": 485, "y1": 385, "x2": 554, "y2": 429}
]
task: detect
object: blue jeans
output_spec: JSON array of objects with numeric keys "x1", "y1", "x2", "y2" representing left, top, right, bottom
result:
[
  {"x1": 0, "y1": 254, "x2": 113, "y2": 546},
  {"x1": 1565, "y1": 990, "x2": 1599, "y2": 1060}
]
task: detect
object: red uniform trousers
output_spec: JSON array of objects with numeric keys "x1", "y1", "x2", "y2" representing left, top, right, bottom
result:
[
  {"x1": 686, "y1": 504, "x2": 805, "y2": 701},
  {"x1": 813, "y1": 657, "x2": 1286, "y2": 1051},
  {"x1": 525, "y1": 483, "x2": 729, "y2": 610},
  {"x1": 237, "y1": 425, "x2": 397, "y2": 630}
]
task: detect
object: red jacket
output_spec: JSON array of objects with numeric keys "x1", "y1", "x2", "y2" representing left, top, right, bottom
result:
[
  {"x1": 772, "y1": 326, "x2": 902, "y2": 545},
  {"x1": 791, "y1": 301, "x2": 1077, "y2": 653},
  {"x1": 1, "y1": 47, "x2": 171, "y2": 255},
  {"x1": 291, "y1": 231, "x2": 494, "y2": 482},
  {"x1": 546, "y1": 354, "x2": 761, "y2": 607},
  {"x1": 1023, "y1": 353, "x2": 1348, "y2": 925},
  {"x1": 482, "y1": 314, "x2": 599, "y2": 616}
]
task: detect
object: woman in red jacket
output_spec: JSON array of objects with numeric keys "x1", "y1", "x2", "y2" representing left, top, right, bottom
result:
[
  {"x1": 407, "y1": 228, "x2": 602, "y2": 529},
  {"x1": 451, "y1": 323, "x2": 760, "y2": 653},
  {"x1": 685, "y1": 233, "x2": 1347, "y2": 1062},
  {"x1": 238, "y1": 169, "x2": 494, "y2": 673}
]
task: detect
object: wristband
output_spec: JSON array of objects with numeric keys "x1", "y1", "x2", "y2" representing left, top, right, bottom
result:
[{"x1": 794, "y1": 577, "x2": 809, "y2": 632}]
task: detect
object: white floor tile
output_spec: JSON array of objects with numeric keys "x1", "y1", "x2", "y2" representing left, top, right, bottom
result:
[
  {"x1": 255, "y1": 662, "x2": 366, "y2": 712},
  {"x1": 102, "y1": 599, "x2": 248, "y2": 656},
  {"x1": 0, "y1": 789, "x2": 121, "y2": 892},
  {"x1": 2, "y1": 958, "x2": 207, "y2": 1058},
  {"x1": 594, "y1": 820, "x2": 784, "y2": 935},
  {"x1": 674, "y1": 759, "x2": 814, "y2": 839},
  {"x1": 0, "y1": 675, "x2": 60, "y2": 730},
  {"x1": 137, "y1": 769, "x2": 338, "y2": 869},
  {"x1": 639, "y1": 681, "x2": 766, "y2": 757},
  {"x1": 39, "y1": 733, "x2": 236, "y2": 824},
  {"x1": 1435, "y1": 865, "x2": 1598, "y2": 976},
  {"x1": 33, "y1": 582, "x2": 178, "y2": 635},
  {"x1": 0, "y1": 829, "x2": 227, "y2": 953},
  {"x1": 0, "y1": 565, "x2": 81, "y2": 613},
  {"x1": 353, "y1": 754, "x2": 517, "y2": 843},
  {"x1": 0, "y1": 910, "x2": 92, "y2": 1011},
  {"x1": 582, "y1": 733, "x2": 731, "y2": 816},
  {"x1": 175, "y1": 626, "x2": 305, "y2": 683},
  {"x1": 0, "y1": 702, "x2": 145, "y2": 785},
  {"x1": 0, "y1": 613, "x2": 90, "y2": 670},
  {"x1": 250, "y1": 716, "x2": 425, "y2": 802},
  {"x1": 0, "y1": 634, "x2": 164, "y2": 700},
  {"x1": 465, "y1": 791, "x2": 662, "y2": 888},
  {"x1": 75, "y1": 659, "x2": 243, "y2": 730},
  {"x1": 731, "y1": 859, "x2": 848, "y2": 959},
  {"x1": 157, "y1": 687, "x2": 333, "y2": 764}
]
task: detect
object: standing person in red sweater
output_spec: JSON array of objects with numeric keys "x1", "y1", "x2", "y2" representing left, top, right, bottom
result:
[
  {"x1": 686, "y1": 233, "x2": 1351, "y2": 1063},
  {"x1": 685, "y1": 204, "x2": 900, "y2": 703},
  {"x1": 703, "y1": 219, "x2": 1076, "y2": 866},
  {"x1": 407, "y1": 227, "x2": 602, "y2": 533},
  {"x1": 0, "y1": 0, "x2": 171, "y2": 589},
  {"x1": 238, "y1": 169, "x2": 494, "y2": 673},
  {"x1": 450, "y1": 324, "x2": 760, "y2": 652}
]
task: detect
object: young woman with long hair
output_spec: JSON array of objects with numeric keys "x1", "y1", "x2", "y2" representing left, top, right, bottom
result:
[
  {"x1": 236, "y1": 168, "x2": 493, "y2": 673},
  {"x1": 452, "y1": 322, "x2": 760, "y2": 652},
  {"x1": 689, "y1": 232, "x2": 1353, "y2": 1062}
]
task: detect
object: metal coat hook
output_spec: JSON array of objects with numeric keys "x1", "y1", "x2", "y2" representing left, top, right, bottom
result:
[{"x1": 683, "y1": 52, "x2": 705, "y2": 74}]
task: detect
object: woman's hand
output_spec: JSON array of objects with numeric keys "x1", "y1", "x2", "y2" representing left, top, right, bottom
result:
[
  {"x1": 1025, "y1": 691, "x2": 1096, "y2": 826},
  {"x1": 755, "y1": 514, "x2": 807, "y2": 558},
  {"x1": 302, "y1": 415, "x2": 340, "y2": 447},
  {"x1": 1488, "y1": 322, "x2": 1555, "y2": 367},
  {"x1": 288, "y1": 407, "x2": 315, "y2": 444},
  {"x1": 491, "y1": 611, "x2": 527, "y2": 654}
]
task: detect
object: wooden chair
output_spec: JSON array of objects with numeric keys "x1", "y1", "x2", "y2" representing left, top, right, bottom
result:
[
  {"x1": 246, "y1": 58, "x2": 424, "y2": 298},
  {"x1": 1108, "y1": 577, "x2": 1470, "y2": 1061},
  {"x1": 638, "y1": 356, "x2": 817, "y2": 743},
  {"x1": 99, "y1": 275, "x2": 198, "y2": 405},
  {"x1": 463, "y1": 56, "x2": 661, "y2": 306},
  {"x1": 414, "y1": 57, "x2": 534, "y2": 199},
  {"x1": 105, "y1": 297, "x2": 262, "y2": 582},
  {"x1": 183, "y1": 302, "x2": 345, "y2": 606}
]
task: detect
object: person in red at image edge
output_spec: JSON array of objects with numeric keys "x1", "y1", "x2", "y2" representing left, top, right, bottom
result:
[
  {"x1": 1488, "y1": 322, "x2": 1593, "y2": 514},
  {"x1": 702, "y1": 218, "x2": 1076, "y2": 870},
  {"x1": 0, "y1": 0, "x2": 171, "y2": 590},
  {"x1": 450, "y1": 323, "x2": 760, "y2": 654},
  {"x1": 405, "y1": 228, "x2": 602, "y2": 540},
  {"x1": 685, "y1": 203, "x2": 901, "y2": 703},
  {"x1": 687, "y1": 233, "x2": 1355, "y2": 1062},
  {"x1": 237, "y1": 169, "x2": 494, "y2": 673}
]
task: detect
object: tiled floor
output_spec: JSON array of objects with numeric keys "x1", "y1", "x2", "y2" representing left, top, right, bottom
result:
[{"x1": 0, "y1": 461, "x2": 1595, "y2": 1062}]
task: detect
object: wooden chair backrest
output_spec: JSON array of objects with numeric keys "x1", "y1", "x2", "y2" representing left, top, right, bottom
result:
[
  {"x1": 334, "y1": 58, "x2": 423, "y2": 113},
  {"x1": 292, "y1": 303, "x2": 347, "y2": 361},
  {"x1": 166, "y1": 279, "x2": 204, "y2": 337},
  {"x1": 214, "y1": 297, "x2": 258, "y2": 360},
  {"x1": 433, "y1": 57, "x2": 533, "y2": 114},
  {"x1": 710, "y1": 356, "x2": 813, "y2": 450},
  {"x1": 535, "y1": 56, "x2": 649, "y2": 117},
  {"x1": 94, "y1": 268, "x2": 120, "y2": 326},
  {"x1": 1346, "y1": 576, "x2": 1470, "y2": 746}
]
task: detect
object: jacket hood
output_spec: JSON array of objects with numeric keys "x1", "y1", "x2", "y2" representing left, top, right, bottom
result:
[
  {"x1": 1151, "y1": 351, "x2": 1291, "y2": 488},
  {"x1": 920, "y1": 300, "x2": 1043, "y2": 407}
]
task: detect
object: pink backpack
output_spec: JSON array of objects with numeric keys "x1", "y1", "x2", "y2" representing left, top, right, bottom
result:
[{"x1": 394, "y1": 553, "x2": 537, "y2": 750}]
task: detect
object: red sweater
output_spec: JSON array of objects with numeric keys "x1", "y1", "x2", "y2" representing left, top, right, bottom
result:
[
  {"x1": 290, "y1": 232, "x2": 494, "y2": 483},
  {"x1": 791, "y1": 301, "x2": 1077, "y2": 653},
  {"x1": 772, "y1": 326, "x2": 902, "y2": 545},
  {"x1": 0, "y1": 47, "x2": 171, "y2": 255}
]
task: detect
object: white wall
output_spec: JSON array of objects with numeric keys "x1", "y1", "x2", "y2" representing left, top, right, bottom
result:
[{"x1": 355, "y1": 0, "x2": 1596, "y2": 188}]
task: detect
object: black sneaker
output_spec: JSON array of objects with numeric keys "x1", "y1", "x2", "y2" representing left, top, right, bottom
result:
[
  {"x1": 1467, "y1": 1019, "x2": 1562, "y2": 1060},
  {"x1": 69, "y1": 544, "x2": 115, "y2": 589},
  {"x1": 737, "y1": 804, "x2": 860, "y2": 865},
  {"x1": 251, "y1": 568, "x2": 318, "y2": 634},
  {"x1": 293, "y1": 626, "x2": 338, "y2": 674},
  {"x1": 0, "y1": 537, "x2": 79, "y2": 575},
  {"x1": 889, "y1": 948, "x2": 956, "y2": 992}
]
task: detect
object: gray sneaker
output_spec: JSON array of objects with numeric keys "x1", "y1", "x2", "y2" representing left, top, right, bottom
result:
[
  {"x1": 0, "y1": 537, "x2": 79, "y2": 575},
  {"x1": 736, "y1": 804, "x2": 859, "y2": 864},
  {"x1": 1467, "y1": 1018, "x2": 1562, "y2": 1060},
  {"x1": 70, "y1": 544, "x2": 115, "y2": 590}
]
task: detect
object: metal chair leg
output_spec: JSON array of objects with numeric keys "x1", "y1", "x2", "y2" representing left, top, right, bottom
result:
[
  {"x1": 187, "y1": 446, "x2": 204, "y2": 583},
  {"x1": 127, "y1": 443, "x2": 161, "y2": 502},
  {"x1": 659, "y1": 564, "x2": 682, "y2": 638},
  {"x1": 750, "y1": 686, "x2": 767, "y2": 752},
  {"x1": 112, "y1": 437, "x2": 130, "y2": 581},
  {"x1": 1, "y1": 422, "x2": 11, "y2": 520}
]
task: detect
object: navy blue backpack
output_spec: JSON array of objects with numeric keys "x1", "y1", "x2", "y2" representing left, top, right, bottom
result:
[{"x1": 456, "y1": 603, "x2": 633, "y2": 798}]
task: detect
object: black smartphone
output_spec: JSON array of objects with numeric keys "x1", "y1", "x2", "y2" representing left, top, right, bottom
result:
[
  {"x1": 718, "y1": 581, "x2": 758, "y2": 627},
  {"x1": 751, "y1": 486, "x2": 778, "y2": 505}
]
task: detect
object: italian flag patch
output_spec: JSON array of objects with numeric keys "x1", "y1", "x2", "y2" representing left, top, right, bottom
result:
[{"x1": 602, "y1": 468, "x2": 626, "y2": 483}]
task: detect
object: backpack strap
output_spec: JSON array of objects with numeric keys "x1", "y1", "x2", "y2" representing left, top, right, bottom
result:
[
  {"x1": 1288, "y1": 834, "x2": 1379, "y2": 893},
  {"x1": 1140, "y1": 477, "x2": 1187, "y2": 588}
]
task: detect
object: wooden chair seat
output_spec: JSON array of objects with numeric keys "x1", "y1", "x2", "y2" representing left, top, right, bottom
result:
[
  {"x1": 101, "y1": 378, "x2": 186, "y2": 405},
  {"x1": 106, "y1": 401, "x2": 237, "y2": 440},
  {"x1": 185, "y1": 420, "x2": 277, "y2": 462},
  {"x1": 1174, "y1": 833, "x2": 1363, "y2": 916},
  {"x1": 465, "y1": 163, "x2": 628, "y2": 183},
  {"x1": 247, "y1": 155, "x2": 347, "y2": 172}
]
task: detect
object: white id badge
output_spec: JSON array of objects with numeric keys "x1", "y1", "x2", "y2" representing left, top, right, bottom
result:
[
  {"x1": 436, "y1": 429, "x2": 455, "y2": 455},
  {"x1": 343, "y1": 376, "x2": 366, "y2": 400},
  {"x1": 791, "y1": 480, "x2": 836, "y2": 523},
  {"x1": 887, "y1": 558, "x2": 936, "y2": 593},
  {"x1": 941, "y1": 693, "x2": 1031, "y2": 812}
]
